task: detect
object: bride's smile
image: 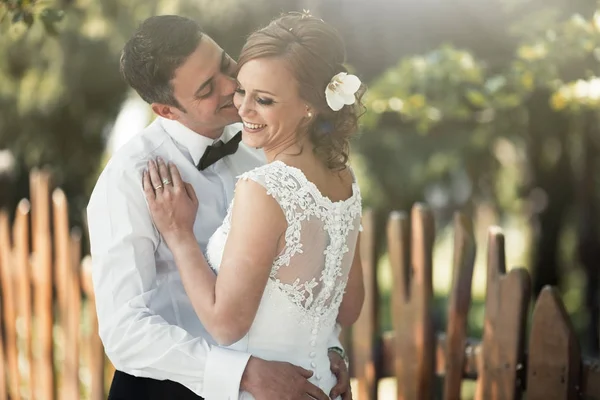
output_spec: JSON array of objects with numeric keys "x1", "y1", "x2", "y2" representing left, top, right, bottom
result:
[{"x1": 234, "y1": 57, "x2": 312, "y2": 159}]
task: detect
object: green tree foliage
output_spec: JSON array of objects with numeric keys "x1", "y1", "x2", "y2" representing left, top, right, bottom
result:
[
  {"x1": 357, "y1": 8, "x2": 600, "y2": 213},
  {"x1": 0, "y1": 0, "x2": 64, "y2": 33},
  {"x1": 355, "y1": 5, "x2": 600, "y2": 352},
  {"x1": 0, "y1": 0, "x2": 304, "y2": 224}
]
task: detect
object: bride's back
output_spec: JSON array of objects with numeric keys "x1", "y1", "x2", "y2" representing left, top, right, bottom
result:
[{"x1": 206, "y1": 160, "x2": 361, "y2": 398}]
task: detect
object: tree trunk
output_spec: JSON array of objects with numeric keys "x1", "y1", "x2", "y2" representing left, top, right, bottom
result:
[
  {"x1": 577, "y1": 111, "x2": 600, "y2": 356},
  {"x1": 525, "y1": 89, "x2": 572, "y2": 297}
]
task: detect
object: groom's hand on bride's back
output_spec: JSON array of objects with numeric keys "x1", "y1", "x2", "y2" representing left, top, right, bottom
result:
[{"x1": 241, "y1": 357, "x2": 330, "y2": 400}]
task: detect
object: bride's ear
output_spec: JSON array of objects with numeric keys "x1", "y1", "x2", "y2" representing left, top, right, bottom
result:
[{"x1": 305, "y1": 104, "x2": 314, "y2": 119}]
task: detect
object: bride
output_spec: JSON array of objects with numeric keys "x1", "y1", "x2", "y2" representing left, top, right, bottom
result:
[{"x1": 143, "y1": 12, "x2": 365, "y2": 399}]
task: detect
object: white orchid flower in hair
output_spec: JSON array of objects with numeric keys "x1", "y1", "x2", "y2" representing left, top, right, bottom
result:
[{"x1": 325, "y1": 72, "x2": 362, "y2": 111}]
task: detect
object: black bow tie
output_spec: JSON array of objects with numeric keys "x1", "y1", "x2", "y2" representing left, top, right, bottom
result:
[{"x1": 197, "y1": 131, "x2": 242, "y2": 171}]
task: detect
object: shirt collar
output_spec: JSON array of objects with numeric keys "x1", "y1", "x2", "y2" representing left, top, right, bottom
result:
[{"x1": 159, "y1": 117, "x2": 231, "y2": 167}]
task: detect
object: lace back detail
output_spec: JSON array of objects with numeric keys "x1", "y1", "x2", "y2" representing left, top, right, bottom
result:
[{"x1": 237, "y1": 161, "x2": 362, "y2": 324}]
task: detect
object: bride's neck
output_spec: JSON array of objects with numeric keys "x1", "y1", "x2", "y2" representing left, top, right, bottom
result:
[{"x1": 263, "y1": 133, "x2": 313, "y2": 165}]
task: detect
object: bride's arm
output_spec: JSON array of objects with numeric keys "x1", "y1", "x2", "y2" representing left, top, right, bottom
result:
[
  {"x1": 336, "y1": 236, "x2": 365, "y2": 327},
  {"x1": 144, "y1": 159, "x2": 286, "y2": 345}
]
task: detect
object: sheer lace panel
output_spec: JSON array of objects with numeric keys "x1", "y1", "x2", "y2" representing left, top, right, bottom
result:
[{"x1": 235, "y1": 161, "x2": 362, "y2": 320}]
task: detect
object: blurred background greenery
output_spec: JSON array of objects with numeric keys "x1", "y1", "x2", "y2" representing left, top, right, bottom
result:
[{"x1": 2, "y1": 0, "x2": 600, "y2": 396}]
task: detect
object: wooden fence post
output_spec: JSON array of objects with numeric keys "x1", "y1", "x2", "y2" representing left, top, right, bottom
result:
[
  {"x1": 527, "y1": 286, "x2": 582, "y2": 399},
  {"x1": 0, "y1": 211, "x2": 20, "y2": 400},
  {"x1": 352, "y1": 209, "x2": 380, "y2": 399},
  {"x1": 30, "y1": 169, "x2": 54, "y2": 400},
  {"x1": 53, "y1": 189, "x2": 81, "y2": 400},
  {"x1": 82, "y1": 257, "x2": 106, "y2": 400},
  {"x1": 389, "y1": 204, "x2": 435, "y2": 399},
  {"x1": 0, "y1": 292, "x2": 7, "y2": 400},
  {"x1": 69, "y1": 228, "x2": 83, "y2": 400},
  {"x1": 443, "y1": 213, "x2": 476, "y2": 400},
  {"x1": 387, "y1": 210, "x2": 410, "y2": 399},
  {"x1": 476, "y1": 227, "x2": 530, "y2": 400},
  {"x1": 14, "y1": 200, "x2": 34, "y2": 400}
]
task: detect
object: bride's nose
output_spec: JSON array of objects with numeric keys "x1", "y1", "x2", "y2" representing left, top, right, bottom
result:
[{"x1": 236, "y1": 95, "x2": 255, "y2": 118}]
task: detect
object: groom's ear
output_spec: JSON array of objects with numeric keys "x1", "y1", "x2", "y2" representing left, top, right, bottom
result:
[{"x1": 151, "y1": 103, "x2": 180, "y2": 120}]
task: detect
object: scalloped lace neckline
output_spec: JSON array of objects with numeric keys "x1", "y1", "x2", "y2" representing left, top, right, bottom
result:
[{"x1": 270, "y1": 160, "x2": 359, "y2": 208}]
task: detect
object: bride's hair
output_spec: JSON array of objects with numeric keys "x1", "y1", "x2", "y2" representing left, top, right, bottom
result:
[{"x1": 237, "y1": 12, "x2": 365, "y2": 171}]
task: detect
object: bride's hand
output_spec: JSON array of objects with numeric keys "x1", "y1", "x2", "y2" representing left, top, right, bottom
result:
[{"x1": 143, "y1": 157, "x2": 199, "y2": 244}]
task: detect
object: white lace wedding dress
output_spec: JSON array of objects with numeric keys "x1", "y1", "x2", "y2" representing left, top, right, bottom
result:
[{"x1": 205, "y1": 160, "x2": 362, "y2": 399}]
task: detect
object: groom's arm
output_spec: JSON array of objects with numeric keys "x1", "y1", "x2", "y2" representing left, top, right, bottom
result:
[{"x1": 87, "y1": 160, "x2": 249, "y2": 400}]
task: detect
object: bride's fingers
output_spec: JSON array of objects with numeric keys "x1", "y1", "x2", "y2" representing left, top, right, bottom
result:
[
  {"x1": 168, "y1": 162, "x2": 184, "y2": 188},
  {"x1": 142, "y1": 170, "x2": 155, "y2": 201},
  {"x1": 147, "y1": 160, "x2": 163, "y2": 192},
  {"x1": 156, "y1": 157, "x2": 172, "y2": 188},
  {"x1": 184, "y1": 182, "x2": 198, "y2": 206}
]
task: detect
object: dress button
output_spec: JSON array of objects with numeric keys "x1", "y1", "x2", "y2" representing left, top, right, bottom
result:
[
  {"x1": 309, "y1": 351, "x2": 316, "y2": 358},
  {"x1": 311, "y1": 362, "x2": 316, "y2": 368}
]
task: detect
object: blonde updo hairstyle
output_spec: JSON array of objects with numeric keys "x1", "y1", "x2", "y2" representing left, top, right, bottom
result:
[{"x1": 237, "y1": 12, "x2": 365, "y2": 171}]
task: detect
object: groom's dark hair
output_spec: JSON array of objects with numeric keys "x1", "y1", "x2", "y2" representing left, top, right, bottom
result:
[{"x1": 120, "y1": 15, "x2": 204, "y2": 110}]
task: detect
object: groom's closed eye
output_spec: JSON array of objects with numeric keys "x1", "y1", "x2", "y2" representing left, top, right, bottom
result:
[
  {"x1": 195, "y1": 53, "x2": 234, "y2": 99},
  {"x1": 195, "y1": 78, "x2": 213, "y2": 99}
]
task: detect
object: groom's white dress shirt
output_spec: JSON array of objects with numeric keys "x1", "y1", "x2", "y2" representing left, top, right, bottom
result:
[
  {"x1": 87, "y1": 117, "x2": 264, "y2": 399},
  {"x1": 88, "y1": 117, "x2": 346, "y2": 399}
]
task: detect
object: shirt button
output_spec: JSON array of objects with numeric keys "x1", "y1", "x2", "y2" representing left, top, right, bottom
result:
[
  {"x1": 311, "y1": 362, "x2": 316, "y2": 368},
  {"x1": 309, "y1": 351, "x2": 316, "y2": 358},
  {"x1": 311, "y1": 328, "x2": 318, "y2": 334},
  {"x1": 310, "y1": 340, "x2": 316, "y2": 346},
  {"x1": 316, "y1": 374, "x2": 321, "y2": 380}
]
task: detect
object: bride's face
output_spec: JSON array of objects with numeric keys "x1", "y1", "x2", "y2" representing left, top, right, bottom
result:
[{"x1": 233, "y1": 57, "x2": 311, "y2": 153}]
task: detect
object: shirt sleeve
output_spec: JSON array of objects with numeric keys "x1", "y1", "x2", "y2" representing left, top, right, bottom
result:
[{"x1": 87, "y1": 158, "x2": 250, "y2": 399}]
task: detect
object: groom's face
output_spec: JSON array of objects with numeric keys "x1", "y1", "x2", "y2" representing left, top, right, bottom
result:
[{"x1": 152, "y1": 36, "x2": 239, "y2": 139}]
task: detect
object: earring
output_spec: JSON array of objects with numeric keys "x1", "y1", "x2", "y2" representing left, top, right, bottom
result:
[{"x1": 307, "y1": 112, "x2": 313, "y2": 118}]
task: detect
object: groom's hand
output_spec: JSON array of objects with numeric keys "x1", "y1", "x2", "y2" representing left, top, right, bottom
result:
[
  {"x1": 329, "y1": 351, "x2": 352, "y2": 399},
  {"x1": 241, "y1": 356, "x2": 329, "y2": 400}
]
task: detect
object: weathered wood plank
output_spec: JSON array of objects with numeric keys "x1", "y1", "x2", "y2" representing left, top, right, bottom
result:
[
  {"x1": 443, "y1": 213, "x2": 476, "y2": 400},
  {"x1": 0, "y1": 211, "x2": 20, "y2": 400},
  {"x1": 387, "y1": 210, "x2": 411, "y2": 399},
  {"x1": 409, "y1": 205, "x2": 436, "y2": 400},
  {"x1": 82, "y1": 257, "x2": 105, "y2": 400},
  {"x1": 476, "y1": 227, "x2": 530, "y2": 400},
  {"x1": 388, "y1": 204, "x2": 435, "y2": 400},
  {"x1": 52, "y1": 189, "x2": 80, "y2": 399},
  {"x1": 352, "y1": 209, "x2": 380, "y2": 400},
  {"x1": 68, "y1": 228, "x2": 82, "y2": 400},
  {"x1": 30, "y1": 169, "x2": 54, "y2": 400},
  {"x1": 13, "y1": 200, "x2": 33, "y2": 400},
  {"x1": 527, "y1": 287, "x2": 581, "y2": 399}
]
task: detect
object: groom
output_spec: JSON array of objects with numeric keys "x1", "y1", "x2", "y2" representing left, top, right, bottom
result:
[{"x1": 87, "y1": 15, "x2": 352, "y2": 400}]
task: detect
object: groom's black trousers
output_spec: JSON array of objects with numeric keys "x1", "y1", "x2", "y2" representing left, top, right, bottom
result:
[{"x1": 108, "y1": 370, "x2": 204, "y2": 400}]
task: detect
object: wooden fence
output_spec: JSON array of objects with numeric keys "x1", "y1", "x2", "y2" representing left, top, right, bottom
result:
[
  {"x1": 349, "y1": 206, "x2": 600, "y2": 400},
  {"x1": 0, "y1": 169, "x2": 599, "y2": 399}
]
